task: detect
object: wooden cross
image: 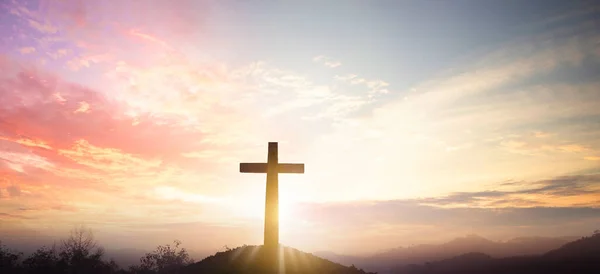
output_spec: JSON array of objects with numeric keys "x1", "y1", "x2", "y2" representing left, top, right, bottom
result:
[{"x1": 240, "y1": 142, "x2": 304, "y2": 249}]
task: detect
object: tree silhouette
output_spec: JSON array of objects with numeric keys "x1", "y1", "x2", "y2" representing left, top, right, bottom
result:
[
  {"x1": 22, "y1": 245, "x2": 60, "y2": 274},
  {"x1": 130, "y1": 240, "x2": 193, "y2": 274},
  {"x1": 58, "y1": 226, "x2": 118, "y2": 274},
  {"x1": 0, "y1": 241, "x2": 23, "y2": 273}
]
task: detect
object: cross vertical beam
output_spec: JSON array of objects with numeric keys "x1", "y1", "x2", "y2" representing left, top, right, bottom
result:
[{"x1": 265, "y1": 142, "x2": 278, "y2": 249}]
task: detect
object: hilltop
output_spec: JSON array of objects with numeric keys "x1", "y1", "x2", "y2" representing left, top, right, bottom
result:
[{"x1": 183, "y1": 245, "x2": 376, "y2": 274}]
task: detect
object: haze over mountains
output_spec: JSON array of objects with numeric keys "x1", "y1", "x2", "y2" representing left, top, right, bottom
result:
[{"x1": 315, "y1": 234, "x2": 579, "y2": 273}]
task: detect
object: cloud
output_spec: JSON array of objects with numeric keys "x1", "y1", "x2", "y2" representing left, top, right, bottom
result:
[
  {"x1": 57, "y1": 139, "x2": 162, "y2": 174},
  {"x1": 47, "y1": 49, "x2": 69, "y2": 60},
  {"x1": 0, "y1": 150, "x2": 55, "y2": 172},
  {"x1": 324, "y1": 61, "x2": 341, "y2": 68},
  {"x1": 334, "y1": 74, "x2": 390, "y2": 96},
  {"x1": 0, "y1": 61, "x2": 210, "y2": 158},
  {"x1": 66, "y1": 54, "x2": 111, "y2": 71},
  {"x1": 0, "y1": 212, "x2": 33, "y2": 220},
  {"x1": 0, "y1": 54, "x2": 260, "y2": 227},
  {"x1": 129, "y1": 29, "x2": 172, "y2": 50},
  {"x1": 499, "y1": 135, "x2": 591, "y2": 156},
  {"x1": 293, "y1": 173, "x2": 600, "y2": 230},
  {"x1": 27, "y1": 19, "x2": 58, "y2": 34},
  {"x1": 301, "y1": 14, "x2": 600, "y2": 200},
  {"x1": 6, "y1": 185, "x2": 21, "y2": 197},
  {"x1": 73, "y1": 101, "x2": 90, "y2": 113},
  {"x1": 235, "y1": 62, "x2": 373, "y2": 120},
  {"x1": 297, "y1": 201, "x2": 600, "y2": 229},
  {"x1": 153, "y1": 186, "x2": 223, "y2": 204},
  {"x1": 421, "y1": 174, "x2": 600, "y2": 207},
  {"x1": 18, "y1": 47, "x2": 36, "y2": 54},
  {"x1": 313, "y1": 55, "x2": 342, "y2": 68},
  {"x1": 533, "y1": 131, "x2": 553, "y2": 138},
  {"x1": 0, "y1": 137, "x2": 53, "y2": 150}
]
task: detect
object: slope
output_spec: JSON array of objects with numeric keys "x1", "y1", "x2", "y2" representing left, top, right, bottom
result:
[{"x1": 183, "y1": 245, "x2": 376, "y2": 274}]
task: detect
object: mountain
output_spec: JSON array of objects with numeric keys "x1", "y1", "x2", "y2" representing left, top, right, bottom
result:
[
  {"x1": 183, "y1": 245, "x2": 377, "y2": 274},
  {"x1": 312, "y1": 251, "x2": 363, "y2": 267},
  {"x1": 390, "y1": 233, "x2": 600, "y2": 274},
  {"x1": 317, "y1": 235, "x2": 577, "y2": 273},
  {"x1": 544, "y1": 233, "x2": 600, "y2": 259}
]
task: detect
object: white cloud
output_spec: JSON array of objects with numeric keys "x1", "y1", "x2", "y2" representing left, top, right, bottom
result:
[{"x1": 313, "y1": 55, "x2": 342, "y2": 68}]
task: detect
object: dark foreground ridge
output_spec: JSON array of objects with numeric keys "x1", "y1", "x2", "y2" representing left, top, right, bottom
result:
[{"x1": 184, "y1": 245, "x2": 377, "y2": 274}]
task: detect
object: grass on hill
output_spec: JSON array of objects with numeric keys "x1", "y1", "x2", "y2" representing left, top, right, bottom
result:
[{"x1": 183, "y1": 245, "x2": 376, "y2": 274}]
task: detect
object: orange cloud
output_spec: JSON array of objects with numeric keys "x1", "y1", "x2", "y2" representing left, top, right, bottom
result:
[
  {"x1": 57, "y1": 139, "x2": 161, "y2": 173},
  {"x1": 0, "y1": 137, "x2": 52, "y2": 150}
]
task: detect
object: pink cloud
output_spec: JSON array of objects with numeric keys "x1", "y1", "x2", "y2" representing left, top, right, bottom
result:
[
  {"x1": 39, "y1": 0, "x2": 88, "y2": 28},
  {"x1": 0, "y1": 57, "x2": 222, "y2": 167},
  {"x1": 18, "y1": 47, "x2": 36, "y2": 54},
  {"x1": 27, "y1": 19, "x2": 58, "y2": 34},
  {"x1": 6, "y1": 185, "x2": 21, "y2": 197},
  {"x1": 129, "y1": 29, "x2": 173, "y2": 50},
  {"x1": 35, "y1": 0, "x2": 207, "y2": 40}
]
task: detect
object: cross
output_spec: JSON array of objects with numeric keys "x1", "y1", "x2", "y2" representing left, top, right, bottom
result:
[{"x1": 240, "y1": 142, "x2": 304, "y2": 249}]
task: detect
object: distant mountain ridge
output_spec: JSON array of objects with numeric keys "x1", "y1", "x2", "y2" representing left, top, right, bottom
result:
[
  {"x1": 391, "y1": 233, "x2": 600, "y2": 274},
  {"x1": 544, "y1": 233, "x2": 600, "y2": 259},
  {"x1": 315, "y1": 235, "x2": 578, "y2": 273}
]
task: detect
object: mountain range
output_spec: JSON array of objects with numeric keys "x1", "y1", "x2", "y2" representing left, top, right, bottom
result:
[
  {"x1": 315, "y1": 234, "x2": 579, "y2": 273},
  {"x1": 391, "y1": 233, "x2": 600, "y2": 274}
]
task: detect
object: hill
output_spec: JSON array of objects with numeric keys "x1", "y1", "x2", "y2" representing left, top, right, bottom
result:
[
  {"x1": 544, "y1": 233, "x2": 600, "y2": 259},
  {"x1": 390, "y1": 233, "x2": 600, "y2": 274},
  {"x1": 183, "y1": 245, "x2": 377, "y2": 274}
]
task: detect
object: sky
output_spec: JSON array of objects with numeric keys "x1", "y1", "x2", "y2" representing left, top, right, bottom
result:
[{"x1": 1, "y1": 0, "x2": 600, "y2": 256}]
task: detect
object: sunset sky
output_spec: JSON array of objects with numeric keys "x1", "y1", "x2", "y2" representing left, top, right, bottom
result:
[{"x1": 1, "y1": 0, "x2": 600, "y2": 255}]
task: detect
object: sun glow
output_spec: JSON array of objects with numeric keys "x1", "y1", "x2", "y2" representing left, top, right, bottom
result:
[
  {"x1": 234, "y1": 196, "x2": 296, "y2": 222},
  {"x1": 232, "y1": 186, "x2": 299, "y2": 233}
]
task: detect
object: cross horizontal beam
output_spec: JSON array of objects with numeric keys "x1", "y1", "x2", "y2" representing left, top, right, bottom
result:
[{"x1": 240, "y1": 163, "x2": 305, "y2": 174}]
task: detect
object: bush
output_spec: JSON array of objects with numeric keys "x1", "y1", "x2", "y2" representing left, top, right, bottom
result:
[
  {"x1": 0, "y1": 241, "x2": 23, "y2": 273},
  {"x1": 130, "y1": 240, "x2": 193, "y2": 274}
]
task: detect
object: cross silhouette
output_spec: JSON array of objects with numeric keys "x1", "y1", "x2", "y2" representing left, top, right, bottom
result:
[{"x1": 240, "y1": 142, "x2": 304, "y2": 249}]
